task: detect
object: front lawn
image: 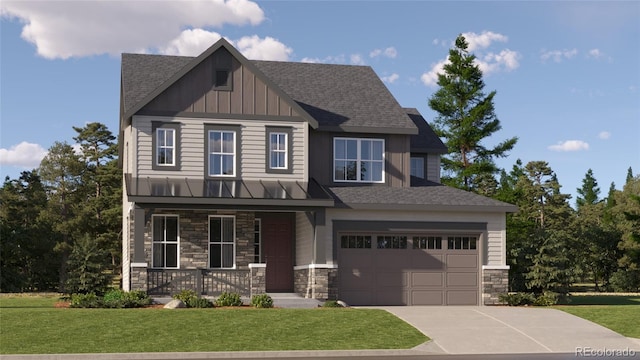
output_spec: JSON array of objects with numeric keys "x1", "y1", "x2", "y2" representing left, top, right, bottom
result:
[
  {"x1": 556, "y1": 295, "x2": 640, "y2": 339},
  {"x1": 0, "y1": 295, "x2": 427, "y2": 354}
]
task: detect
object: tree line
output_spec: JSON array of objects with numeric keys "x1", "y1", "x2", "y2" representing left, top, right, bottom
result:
[{"x1": 1, "y1": 34, "x2": 638, "y2": 295}]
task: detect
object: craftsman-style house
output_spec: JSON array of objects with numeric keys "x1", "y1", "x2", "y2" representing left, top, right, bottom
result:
[{"x1": 119, "y1": 38, "x2": 516, "y2": 306}]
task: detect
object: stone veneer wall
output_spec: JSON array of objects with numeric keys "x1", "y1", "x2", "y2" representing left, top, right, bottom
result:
[
  {"x1": 139, "y1": 210, "x2": 255, "y2": 269},
  {"x1": 294, "y1": 267, "x2": 338, "y2": 300},
  {"x1": 482, "y1": 268, "x2": 509, "y2": 305},
  {"x1": 250, "y1": 266, "x2": 266, "y2": 295}
]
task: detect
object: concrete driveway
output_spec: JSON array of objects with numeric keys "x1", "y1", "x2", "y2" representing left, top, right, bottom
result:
[{"x1": 378, "y1": 306, "x2": 640, "y2": 355}]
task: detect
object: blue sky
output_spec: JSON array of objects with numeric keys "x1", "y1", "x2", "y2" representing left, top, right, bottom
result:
[{"x1": 1, "y1": 1, "x2": 638, "y2": 205}]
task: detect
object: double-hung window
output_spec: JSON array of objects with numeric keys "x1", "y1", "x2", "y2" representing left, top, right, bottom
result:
[
  {"x1": 206, "y1": 125, "x2": 239, "y2": 177},
  {"x1": 334, "y1": 138, "x2": 384, "y2": 183},
  {"x1": 152, "y1": 122, "x2": 180, "y2": 170},
  {"x1": 209, "y1": 216, "x2": 235, "y2": 268},
  {"x1": 410, "y1": 156, "x2": 425, "y2": 179},
  {"x1": 265, "y1": 126, "x2": 293, "y2": 174},
  {"x1": 152, "y1": 215, "x2": 179, "y2": 268}
]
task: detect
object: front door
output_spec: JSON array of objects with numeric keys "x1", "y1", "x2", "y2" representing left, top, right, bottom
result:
[{"x1": 261, "y1": 214, "x2": 294, "y2": 292}]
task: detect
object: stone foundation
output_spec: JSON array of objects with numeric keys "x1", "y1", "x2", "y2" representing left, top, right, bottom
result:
[
  {"x1": 130, "y1": 265, "x2": 148, "y2": 292},
  {"x1": 250, "y1": 265, "x2": 266, "y2": 295},
  {"x1": 294, "y1": 266, "x2": 338, "y2": 300},
  {"x1": 482, "y1": 267, "x2": 509, "y2": 305}
]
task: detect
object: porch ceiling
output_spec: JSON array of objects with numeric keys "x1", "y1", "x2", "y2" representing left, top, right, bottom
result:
[{"x1": 125, "y1": 175, "x2": 334, "y2": 208}]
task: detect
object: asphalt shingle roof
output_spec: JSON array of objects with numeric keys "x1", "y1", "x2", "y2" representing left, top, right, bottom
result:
[
  {"x1": 405, "y1": 108, "x2": 448, "y2": 154},
  {"x1": 328, "y1": 180, "x2": 517, "y2": 211},
  {"x1": 121, "y1": 52, "x2": 417, "y2": 133}
]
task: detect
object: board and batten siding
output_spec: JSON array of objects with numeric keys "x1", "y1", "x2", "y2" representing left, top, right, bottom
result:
[
  {"x1": 323, "y1": 209, "x2": 507, "y2": 267},
  {"x1": 132, "y1": 115, "x2": 306, "y2": 180}
]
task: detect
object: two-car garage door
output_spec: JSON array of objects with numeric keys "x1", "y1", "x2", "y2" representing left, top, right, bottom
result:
[{"x1": 338, "y1": 234, "x2": 479, "y2": 305}]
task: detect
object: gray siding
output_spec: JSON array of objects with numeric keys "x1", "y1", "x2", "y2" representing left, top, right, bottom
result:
[
  {"x1": 132, "y1": 115, "x2": 306, "y2": 180},
  {"x1": 295, "y1": 212, "x2": 314, "y2": 265},
  {"x1": 140, "y1": 48, "x2": 300, "y2": 118},
  {"x1": 309, "y1": 131, "x2": 410, "y2": 187}
]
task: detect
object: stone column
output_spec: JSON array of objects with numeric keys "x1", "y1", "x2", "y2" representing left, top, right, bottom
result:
[
  {"x1": 249, "y1": 264, "x2": 266, "y2": 296},
  {"x1": 482, "y1": 266, "x2": 509, "y2": 305}
]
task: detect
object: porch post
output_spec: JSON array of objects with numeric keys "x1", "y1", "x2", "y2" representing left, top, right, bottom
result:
[
  {"x1": 133, "y1": 205, "x2": 146, "y2": 263},
  {"x1": 313, "y1": 209, "x2": 327, "y2": 264}
]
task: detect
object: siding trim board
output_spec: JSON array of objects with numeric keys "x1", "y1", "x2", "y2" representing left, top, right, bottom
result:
[{"x1": 137, "y1": 110, "x2": 308, "y2": 123}]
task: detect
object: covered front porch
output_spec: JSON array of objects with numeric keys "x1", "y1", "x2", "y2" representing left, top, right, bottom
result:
[{"x1": 124, "y1": 177, "x2": 337, "y2": 300}]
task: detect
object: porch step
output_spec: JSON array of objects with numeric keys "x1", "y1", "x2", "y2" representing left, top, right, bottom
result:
[{"x1": 150, "y1": 293, "x2": 323, "y2": 309}]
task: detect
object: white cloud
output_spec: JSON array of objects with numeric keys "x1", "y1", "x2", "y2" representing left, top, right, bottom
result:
[
  {"x1": 587, "y1": 48, "x2": 603, "y2": 58},
  {"x1": 370, "y1": 47, "x2": 397, "y2": 59},
  {"x1": 300, "y1": 53, "x2": 365, "y2": 65},
  {"x1": 350, "y1": 54, "x2": 365, "y2": 65},
  {"x1": 420, "y1": 31, "x2": 519, "y2": 87},
  {"x1": 382, "y1": 73, "x2": 400, "y2": 84},
  {"x1": 234, "y1": 35, "x2": 293, "y2": 61},
  {"x1": 0, "y1": 0, "x2": 265, "y2": 59},
  {"x1": 547, "y1": 140, "x2": 590, "y2": 152},
  {"x1": 461, "y1": 31, "x2": 508, "y2": 52},
  {"x1": 598, "y1": 131, "x2": 611, "y2": 140},
  {"x1": 540, "y1": 48, "x2": 578, "y2": 63},
  {"x1": 0, "y1": 142, "x2": 48, "y2": 168},
  {"x1": 159, "y1": 29, "x2": 225, "y2": 56}
]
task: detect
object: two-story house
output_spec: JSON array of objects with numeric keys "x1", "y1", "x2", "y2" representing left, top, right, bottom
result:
[{"x1": 119, "y1": 39, "x2": 516, "y2": 306}]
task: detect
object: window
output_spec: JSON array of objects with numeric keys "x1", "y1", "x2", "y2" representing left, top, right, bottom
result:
[
  {"x1": 209, "y1": 216, "x2": 235, "y2": 268},
  {"x1": 214, "y1": 70, "x2": 231, "y2": 88},
  {"x1": 265, "y1": 127, "x2": 293, "y2": 173},
  {"x1": 206, "y1": 125, "x2": 240, "y2": 178},
  {"x1": 410, "y1": 157, "x2": 425, "y2": 179},
  {"x1": 447, "y1": 236, "x2": 477, "y2": 250},
  {"x1": 152, "y1": 122, "x2": 180, "y2": 170},
  {"x1": 341, "y1": 235, "x2": 372, "y2": 249},
  {"x1": 152, "y1": 215, "x2": 179, "y2": 268},
  {"x1": 334, "y1": 138, "x2": 384, "y2": 183},
  {"x1": 254, "y1": 219, "x2": 262, "y2": 263},
  {"x1": 413, "y1": 236, "x2": 442, "y2": 250},
  {"x1": 377, "y1": 235, "x2": 407, "y2": 249}
]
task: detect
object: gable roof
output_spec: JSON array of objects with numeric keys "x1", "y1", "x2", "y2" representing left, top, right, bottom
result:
[
  {"x1": 120, "y1": 38, "x2": 319, "y2": 128},
  {"x1": 120, "y1": 39, "x2": 417, "y2": 135},
  {"x1": 405, "y1": 108, "x2": 448, "y2": 154}
]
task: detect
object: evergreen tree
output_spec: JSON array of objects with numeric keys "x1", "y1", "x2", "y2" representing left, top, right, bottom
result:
[
  {"x1": 428, "y1": 34, "x2": 517, "y2": 191},
  {"x1": 626, "y1": 167, "x2": 634, "y2": 184},
  {"x1": 64, "y1": 233, "x2": 112, "y2": 295},
  {"x1": 576, "y1": 169, "x2": 600, "y2": 209}
]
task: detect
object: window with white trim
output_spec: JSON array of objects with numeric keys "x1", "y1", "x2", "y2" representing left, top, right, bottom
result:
[
  {"x1": 269, "y1": 133, "x2": 288, "y2": 169},
  {"x1": 334, "y1": 138, "x2": 384, "y2": 183},
  {"x1": 152, "y1": 215, "x2": 179, "y2": 268},
  {"x1": 209, "y1": 216, "x2": 235, "y2": 268},
  {"x1": 156, "y1": 128, "x2": 175, "y2": 166},
  {"x1": 208, "y1": 130, "x2": 236, "y2": 176}
]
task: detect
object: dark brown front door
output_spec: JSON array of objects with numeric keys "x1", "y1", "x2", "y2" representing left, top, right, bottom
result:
[{"x1": 261, "y1": 214, "x2": 294, "y2": 292}]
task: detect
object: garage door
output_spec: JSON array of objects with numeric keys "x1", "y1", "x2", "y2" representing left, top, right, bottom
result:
[{"x1": 338, "y1": 234, "x2": 479, "y2": 305}]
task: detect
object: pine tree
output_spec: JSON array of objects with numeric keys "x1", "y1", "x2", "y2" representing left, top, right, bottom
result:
[
  {"x1": 576, "y1": 169, "x2": 600, "y2": 209},
  {"x1": 428, "y1": 34, "x2": 517, "y2": 191}
]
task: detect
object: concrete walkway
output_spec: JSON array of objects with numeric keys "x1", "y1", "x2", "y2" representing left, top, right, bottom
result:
[{"x1": 378, "y1": 306, "x2": 640, "y2": 355}]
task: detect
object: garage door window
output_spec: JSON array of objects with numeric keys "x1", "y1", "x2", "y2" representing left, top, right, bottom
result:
[
  {"x1": 377, "y1": 235, "x2": 407, "y2": 249},
  {"x1": 413, "y1": 236, "x2": 442, "y2": 250},
  {"x1": 341, "y1": 235, "x2": 372, "y2": 249},
  {"x1": 447, "y1": 236, "x2": 477, "y2": 250}
]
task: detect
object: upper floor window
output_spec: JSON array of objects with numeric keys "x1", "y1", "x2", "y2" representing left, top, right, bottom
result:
[
  {"x1": 266, "y1": 126, "x2": 293, "y2": 174},
  {"x1": 206, "y1": 125, "x2": 240, "y2": 178},
  {"x1": 152, "y1": 122, "x2": 180, "y2": 171},
  {"x1": 334, "y1": 138, "x2": 384, "y2": 183},
  {"x1": 410, "y1": 156, "x2": 425, "y2": 179}
]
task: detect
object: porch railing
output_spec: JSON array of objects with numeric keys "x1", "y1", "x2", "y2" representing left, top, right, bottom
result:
[{"x1": 147, "y1": 269, "x2": 250, "y2": 296}]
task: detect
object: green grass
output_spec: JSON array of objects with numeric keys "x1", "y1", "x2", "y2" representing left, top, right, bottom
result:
[
  {"x1": 556, "y1": 295, "x2": 640, "y2": 339},
  {"x1": 0, "y1": 296, "x2": 427, "y2": 354}
]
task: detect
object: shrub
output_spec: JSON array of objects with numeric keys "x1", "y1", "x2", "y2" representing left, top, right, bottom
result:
[
  {"x1": 102, "y1": 289, "x2": 151, "y2": 308},
  {"x1": 215, "y1": 292, "x2": 243, "y2": 307},
  {"x1": 498, "y1": 292, "x2": 536, "y2": 306},
  {"x1": 322, "y1": 300, "x2": 343, "y2": 308},
  {"x1": 250, "y1": 294, "x2": 273, "y2": 308},
  {"x1": 69, "y1": 293, "x2": 101, "y2": 308},
  {"x1": 172, "y1": 289, "x2": 213, "y2": 308},
  {"x1": 610, "y1": 269, "x2": 640, "y2": 292},
  {"x1": 533, "y1": 291, "x2": 559, "y2": 306}
]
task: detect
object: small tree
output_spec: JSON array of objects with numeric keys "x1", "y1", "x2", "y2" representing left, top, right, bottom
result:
[
  {"x1": 428, "y1": 34, "x2": 517, "y2": 191},
  {"x1": 64, "y1": 234, "x2": 112, "y2": 295}
]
